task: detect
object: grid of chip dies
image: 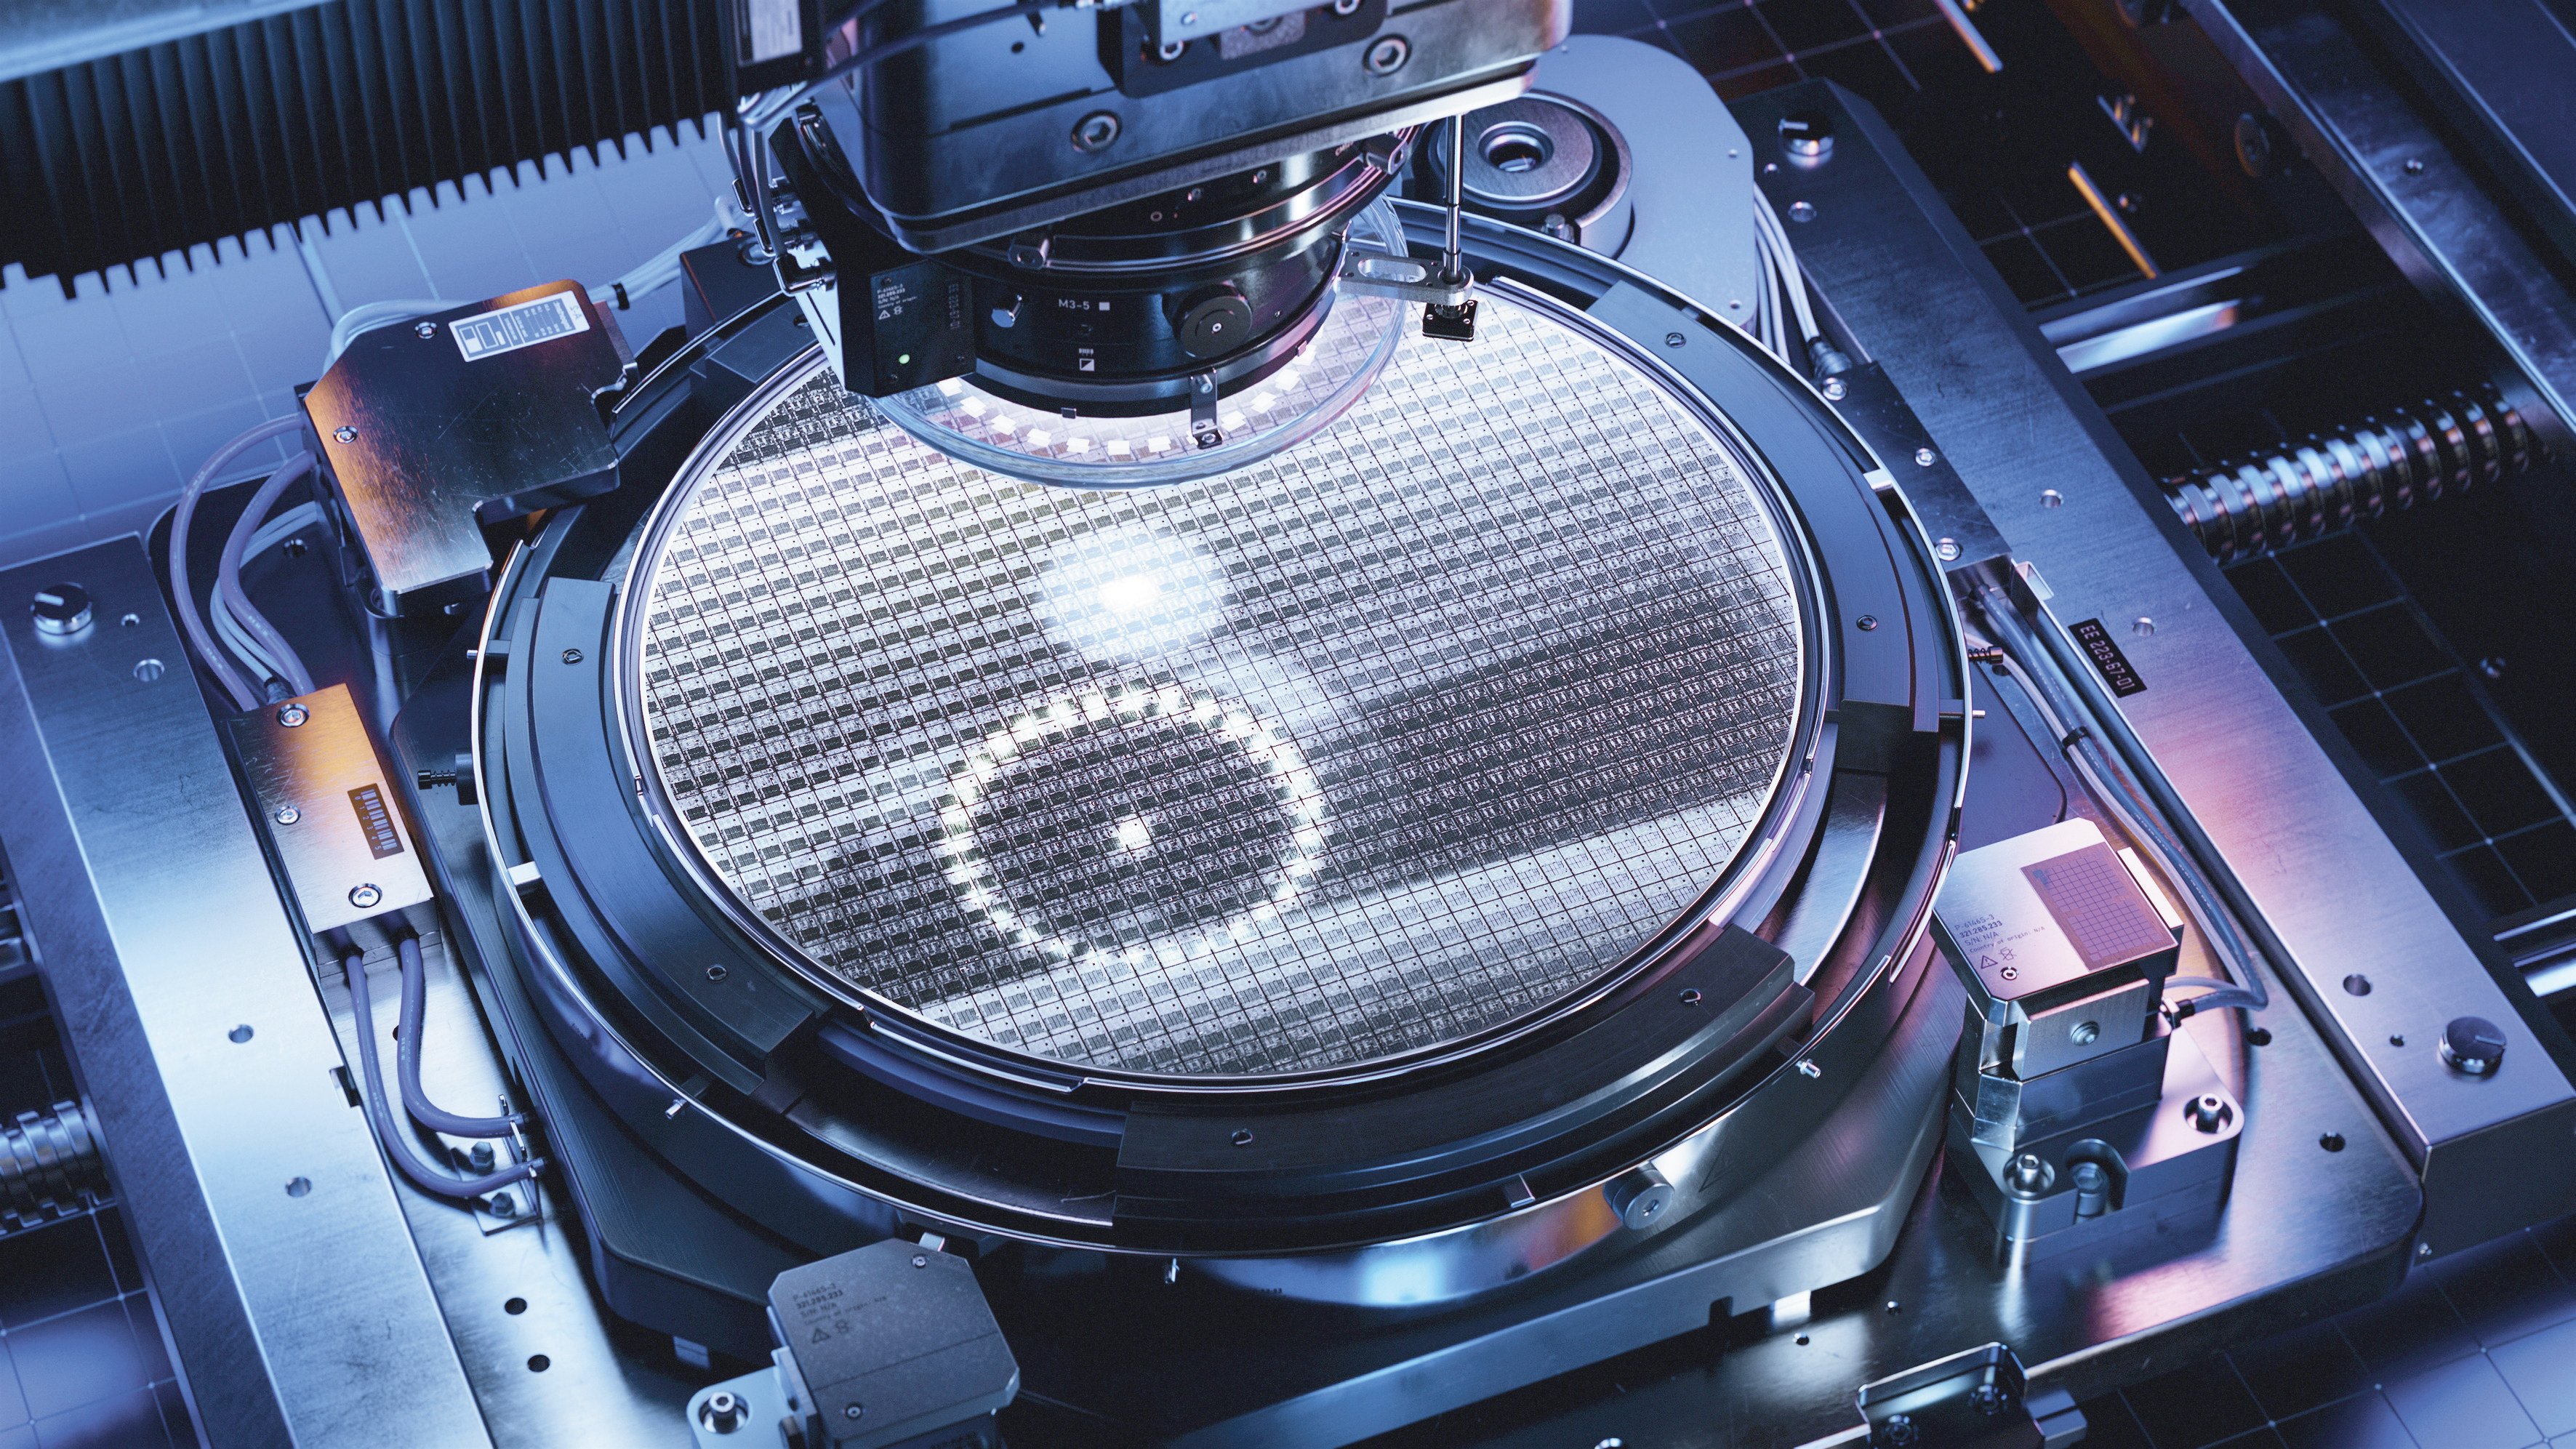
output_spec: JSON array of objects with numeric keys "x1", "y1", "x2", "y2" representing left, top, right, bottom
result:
[{"x1": 638, "y1": 293, "x2": 1809, "y2": 1077}]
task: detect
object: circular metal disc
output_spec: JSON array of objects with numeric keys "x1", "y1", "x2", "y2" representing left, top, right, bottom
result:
[{"x1": 630, "y1": 289, "x2": 1810, "y2": 1080}]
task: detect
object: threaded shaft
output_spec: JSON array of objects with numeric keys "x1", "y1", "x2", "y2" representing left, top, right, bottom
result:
[
  {"x1": 0, "y1": 1099, "x2": 105, "y2": 1233},
  {"x1": 2164, "y1": 387, "x2": 2535, "y2": 563}
]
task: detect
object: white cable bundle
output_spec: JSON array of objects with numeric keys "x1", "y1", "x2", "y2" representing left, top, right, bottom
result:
[{"x1": 1748, "y1": 188, "x2": 1827, "y2": 373}]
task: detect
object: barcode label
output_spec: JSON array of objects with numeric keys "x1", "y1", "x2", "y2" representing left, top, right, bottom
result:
[{"x1": 453, "y1": 292, "x2": 589, "y2": 361}]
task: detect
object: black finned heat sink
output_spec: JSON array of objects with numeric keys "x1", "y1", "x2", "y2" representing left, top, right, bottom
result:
[{"x1": 0, "y1": 0, "x2": 733, "y2": 297}]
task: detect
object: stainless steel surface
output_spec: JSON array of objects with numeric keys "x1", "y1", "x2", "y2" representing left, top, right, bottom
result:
[
  {"x1": 626, "y1": 291, "x2": 1813, "y2": 1080},
  {"x1": 228, "y1": 683, "x2": 436, "y2": 940},
  {"x1": 2183, "y1": 0, "x2": 2576, "y2": 449},
  {"x1": 2162, "y1": 385, "x2": 2532, "y2": 562},
  {"x1": 1745, "y1": 80, "x2": 2576, "y2": 1261},
  {"x1": 326, "y1": 931, "x2": 701, "y2": 1449},
  {"x1": 0, "y1": 539, "x2": 489, "y2": 1446},
  {"x1": 1529, "y1": 36, "x2": 1759, "y2": 329}
]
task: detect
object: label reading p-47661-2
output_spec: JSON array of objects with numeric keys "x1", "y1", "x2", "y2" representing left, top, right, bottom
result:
[{"x1": 452, "y1": 292, "x2": 590, "y2": 361}]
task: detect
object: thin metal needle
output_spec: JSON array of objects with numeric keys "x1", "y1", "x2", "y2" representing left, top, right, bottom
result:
[{"x1": 1443, "y1": 111, "x2": 1466, "y2": 282}]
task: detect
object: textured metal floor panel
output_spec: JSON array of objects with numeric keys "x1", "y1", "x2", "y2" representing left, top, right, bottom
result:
[{"x1": 635, "y1": 292, "x2": 1807, "y2": 1077}]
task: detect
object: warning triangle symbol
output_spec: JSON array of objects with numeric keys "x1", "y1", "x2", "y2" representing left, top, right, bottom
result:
[
  {"x1": 1978, "y1": 955, "x2": 1998, "y2": 969},
  {"x1": 813, "y1": 1327, "x2": 830, "y2": 1342}
]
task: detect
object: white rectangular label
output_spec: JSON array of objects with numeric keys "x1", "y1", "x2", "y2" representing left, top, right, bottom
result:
[
  {"x1": 745, "y1": 0, "x2": 803, "y2": 62},
  {"x1": 452, "y1": 292, "x2": 590, "y2": 361}
]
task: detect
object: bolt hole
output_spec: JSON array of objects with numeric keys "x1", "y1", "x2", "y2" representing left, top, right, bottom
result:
[
  {"x1": 228, "y1": 1024, "x2": 253, "y2": 1043},
  {"x1": 2244, "y1": 1027, "x2": 2272, "y2": 1046},
  {"x1": 505, "y1": 1297, "x2": 528, "y2": 1315},
  {"x1": 1478, "y1": 124, "x2": 1551, "y2": 174},
  {"x1": 2319, "y1": 1131, "x2": 2346, "y2": 1152},
  {"x1": 132, "y1": 658, "x2": 164, "y2": 683},
  {"x1": 1679, "y1": 989, "x2": 1702, "y2": 1006},
  {"x1": 1011, "y1": 39, "x2": 1024, "y2": 51},
  {"x1": 119, "y1": 613, "x2": 139, "y2": 627},
  {"x1": 283, "y1": 537, "x2": 308, "y2": 558},
  {"x1": 2342, "y1": 974, "x2": 2372, "y2": 996},
  {"x1": 285, "y1": 1176, "x2": 312, "y2": 1197},
  {"x1": 2389, "y1": 1033, "x2": 2406, "y2": 1048},
  {"x1": 1794, "y1": 1333, "x2": 1810, "y2": 1346},
  {"x1": 526, "y1": 1354, "x2": 550, "y2": 1373},
  {"x1": 1230, "y1": 1128, "x2": 1255, "y2": 1147}
]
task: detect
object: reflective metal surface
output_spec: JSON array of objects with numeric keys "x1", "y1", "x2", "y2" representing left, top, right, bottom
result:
[
  {"x1": 2181, "y1": 0, "x2": 2576, "y2": 449},
  {"x1": 1742, "y1": 79, "x2": 2576, "y2": 1261},
  {"x1": 629, "y1": 290, "x2": 1812, "y2": 1080},
  {"x1": 0, "y1": 539, "x2": 489, "y2": 1446}
]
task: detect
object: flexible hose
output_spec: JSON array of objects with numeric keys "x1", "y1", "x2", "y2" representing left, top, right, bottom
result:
[
  {"x1": 341, "y1": 950, "x2": 543, "y2": 1201},
  {"x1": 214, "y1": 451, "x2": 319, "y2": 699},
  {"x1": 396, "y1": 935, "x2": 523, "y2": 1139},
  {"x1": 169, "y1": 416, "x2": 305, "y2": 711},
  {"x1": 1972, "y1": 590, "x2": 2271, "y2": 1016}
]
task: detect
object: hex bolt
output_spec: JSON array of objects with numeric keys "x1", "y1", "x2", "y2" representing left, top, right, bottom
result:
[
  {"x1": 470, "y1": 1141, "x2": 496, "y2": 1171},
  {"x1": 1071, "y1": 111, "x2": 1121, "y2": 152},
  {"x1": 276, "y1": 703, "x2": 310, "y2": 727},
  {"x1": 349, "y1": 883, "x2": 383, "y2": 909},
  {"x1": 1821, "y1": 377, "x2": 1847, "y2": 401},
  {"x1": 700, "y1": 1391, "x2": 745, "y2": 1434},
  {"x1": 2440, "y1": 1016, "x2": 2507, "y2": 1075},
  {"x1": 31, "y1": 582, "x2": 92, "y2": 635},
  {"x1": 489, "y1": 1190, "x2": 518, "y2": 1219},
  {"x1": 1935, "y1": 537, "x2": 1962, "y2": 561},
  {"x1": 333, "y1": 425, "x2": 358, "y2": 443}
]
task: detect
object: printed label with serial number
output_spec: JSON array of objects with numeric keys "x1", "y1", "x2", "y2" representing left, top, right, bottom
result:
[
  {"x1": 2069, "y1": 617, "x2": 2148, "y2": 697},
  {"x1": 452, "y1": 291, "x2": 589, "y2": 361}
]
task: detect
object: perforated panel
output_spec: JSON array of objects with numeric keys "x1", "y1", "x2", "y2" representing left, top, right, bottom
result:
[{"x1": 635, "y1": 292, "x2": 1808, "y2": 1077}]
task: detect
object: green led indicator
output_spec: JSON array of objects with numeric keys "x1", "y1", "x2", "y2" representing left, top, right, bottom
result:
[{"x1": 898, "y1": 353, "x2": 912, "y2": 365}]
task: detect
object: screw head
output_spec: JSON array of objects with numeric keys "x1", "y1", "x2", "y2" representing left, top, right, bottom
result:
[
  {"x1": 1679, "y1": 988, "x2": 1702, "y2": 1005},
  {"x1": 705, "y1": 963, "x2": 729, "y2": 982},
  {"x1": 132, "y1": 657, "x2": 165, "y2": 683},
  {"x1": 2005, "y1": 1152, "x2": 2050, "y2": 1195},
  {"x1": 1935, "y1": 537, "x2": 1961, "y2": 561},
  {"x1": 2404, "y1": 157, "x2": 2425, "y2": 174},
  {"x1": 349, "y1": 883, "x2": 383, "y2": 909},
  {"x1": 845, "y1": 1404, "x2": 864, "y2": 1421},
  {"x1": 2440, "y1": 1015, "x2": 2507, "y2": 1075},
  {"x1": 2071, "y1": 1019, "x2": 2099, "y2": 1045},
  {"x1": 1363, "y1": 34, "x2": 1409, "y2": 73},
  {"x1": 1231, "y1": 1128, "x2": 1256, "y2": 1146},
  {"x1": 273, "y1": 805, "x2": 301, "y2": 825},
  {"x1": 1821, "y1": 377, "x2": 1847, "y2": 400},
  {"x1": 1787, "y1": 200, "x2": 1816, "y2": 222},
  {"x1": 2041, "y1": 487, "x2": 2064, "y2": 507},
  {"x1": 561, "y1": 648, "x2": 583, "y2": 665},
  {"x1": 2480, "y1": 656, "x2": 2506, "y2": 679},
  {"x1": 2188, "y1": 1092, "x2": 2231, "y2": 1132},
  {"x1": 1856, "y1": 614, "x2": 1879, "y2": 631},
  {"x1": 414, "y1": 321, "x2": 438, "y2": 338},
  {"x1": 332, "y1": 425, "x2": 357, "y2": 443},
  {"x1": 912, "y1": 1254, "x2": 928, "y2": 1268},
  {"x1": 31, "y1": 582, "x2": 92, "y2": 635},
  {"x1": 1071, "y1": 111, "x2": 1122, "y2": 152},
  {"x1": 2132, "y1": 616, "x2": 2156, "y2": 636},
  {"x1": 276, "y1": 703, "x2": 310, "y2": 727},
  {"x1": 1155, "y1": 37, "x2": 1187, "y2": 60},
  {"x1": 1664, "y1": 331, "x2": 1685, "y2": 348},
  {"x1": 1913, "y1": 446, "x2": 1937, "y2": 467}
]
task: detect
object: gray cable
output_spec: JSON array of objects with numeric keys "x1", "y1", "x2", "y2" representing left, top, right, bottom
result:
[
  {"x1": 169, "y1": 416, "x2": 303, "y2": 711},
  {"x1": 214, "y1": 451, "x2": 319, "y2": 699},
  {"x1": 395, "y1": 935, "x2": 523, "y2": 1139},
  {"x1": 1973, "y1": 590, "x2": 2271, "y2": 1015},
  {"x1": 341, "y1": 949, "x2": 544, "y2": 1201}
]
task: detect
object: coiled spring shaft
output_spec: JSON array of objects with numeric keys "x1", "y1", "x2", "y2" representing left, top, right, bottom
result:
[
  {"x1": 0, "y1": 1099, "x2": 104, "y2": 1234},
  {"x1": 2164, "y1": 386, "x2": 2534, "y2": 563}
]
